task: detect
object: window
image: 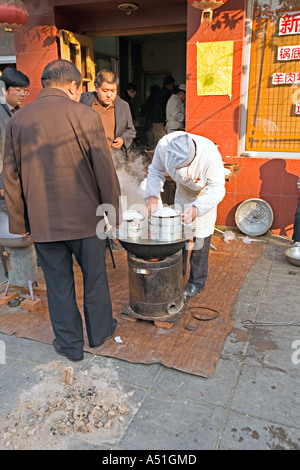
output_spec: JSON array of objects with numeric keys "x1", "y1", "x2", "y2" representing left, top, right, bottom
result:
[{"x1": 245, "y1": 0, "x2": 300, "y2": 154}]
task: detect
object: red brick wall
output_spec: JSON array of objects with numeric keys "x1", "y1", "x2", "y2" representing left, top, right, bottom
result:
[
  {"x1": 14, "y1": 0, "x2": 58, "y2": 102},
  {"x1": 186, "y1": 0, "x2": 300, "y2": 236}
]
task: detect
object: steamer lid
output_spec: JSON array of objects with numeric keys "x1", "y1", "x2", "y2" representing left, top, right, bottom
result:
[{"x1": 152, "y1": 207, "x2": 179, "y2": 217}]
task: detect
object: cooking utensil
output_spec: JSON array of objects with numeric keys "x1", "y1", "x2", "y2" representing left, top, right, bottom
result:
[
  {"x1": 106, "y1": 237, "x2": 116, "y2": 269},
  {"x1": 119, "y1": 210, "x2": 148, "y2": 240},
  {"x1": 0, "y1": 212, "x2": 32, "y2": 247},
  {"x1": 117, "y1": 226, "x2": 193, "y2": 259},
  {"x1": 284, "y1": 246, "x2": 300, "y2": 267},
  {"x1": 149, "y1": 207, "x2": 182, "y2": 242},
  {"x1": 103, "y1": 213, "x2": 116, "y2": 268}
]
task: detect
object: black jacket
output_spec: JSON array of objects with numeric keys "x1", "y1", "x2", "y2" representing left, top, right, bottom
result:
[{"x1": 153, "y1": 87, "x2": 172, "y2": 124}]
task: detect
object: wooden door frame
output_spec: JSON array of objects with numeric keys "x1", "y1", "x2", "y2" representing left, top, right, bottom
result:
[{"x1": 59, "y1": 29, "x2": 95, "y2": 92}]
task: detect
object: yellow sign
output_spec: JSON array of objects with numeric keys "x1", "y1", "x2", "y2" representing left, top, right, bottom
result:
[{"x1": 197, "y1": 41, "x2": 234, "y2": 97}]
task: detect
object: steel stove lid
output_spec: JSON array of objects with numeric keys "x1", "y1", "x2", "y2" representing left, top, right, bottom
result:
[{"x1": 235, "y1": 198, "x2": 273, "y2": 237}]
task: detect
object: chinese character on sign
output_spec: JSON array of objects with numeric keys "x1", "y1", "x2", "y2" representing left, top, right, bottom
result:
[
  {"x1": 278, "y1": 46, "x2": 300, "y2": 60},
  {"x1": 279, "y1": 12, "x2": 300, "y2": 35},
  {"x1": 272, "y1": 73, "x2": 300, "y2": 85},
  {"x1": 286, "y1": 73, "x2": 296, "y2": 83},
  {"x1": 296, "y1": 102, "x2": 300, "y2": 115},
  {"x1": 272, "y1": 73, "x2": 285, "y2": 84}
]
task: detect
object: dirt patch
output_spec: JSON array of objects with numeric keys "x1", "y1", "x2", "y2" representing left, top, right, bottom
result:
[
  {"x1": 230, "y1": 328, "x2": 249, "y2": 343},
  {"x1": 0, "y1": 361, "x2": 136, "y2": 450}
]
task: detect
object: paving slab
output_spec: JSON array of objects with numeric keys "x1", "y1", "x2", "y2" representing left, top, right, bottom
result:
[
  {"x1": 219, "y1": 411, "x2": 300, "y2": 450},
  {"x1": 229, "y1": 363, "x2": 300, "y2": 428},
  {"x1": 119, "y1": 392, "x2": 226, "y2": 450}
]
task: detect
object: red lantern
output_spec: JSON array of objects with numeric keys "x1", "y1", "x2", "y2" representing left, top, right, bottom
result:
[
  {"x1": 187, "y1": 0, "x2": 229, "y2": 23},
  {"x1": 0, "y1": 0, "x2": 29, "y2": 32}
]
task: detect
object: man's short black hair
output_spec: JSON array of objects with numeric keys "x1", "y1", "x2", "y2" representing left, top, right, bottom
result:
[
  {"x1": 95, "y1": 70, "x2": 119, "y2": 87},
  {"x1": 41, "y1": 60, "x2": 82, "y2": 88},
  {"x1": 163, "y1": 75, "x2": 175, "y2": 86},
  {"x1": 1, "y1": 67, "x2": 30, "y2": 90},
  {"x1": 126, "y1": 82, "x2": 137, "y2": 92}
]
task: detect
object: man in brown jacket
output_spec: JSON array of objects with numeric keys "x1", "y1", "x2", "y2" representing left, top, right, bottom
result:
[{"x1": 3, "y1": 60, "x2": 121, "y2": 362}]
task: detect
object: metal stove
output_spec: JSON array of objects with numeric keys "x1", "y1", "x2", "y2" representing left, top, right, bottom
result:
[
  {"x1": 121, "y1": 251, "x2": 184, "y2": 322},
  {"x1": 118, "y1": 226, "x2": 191, "y2": 323}
]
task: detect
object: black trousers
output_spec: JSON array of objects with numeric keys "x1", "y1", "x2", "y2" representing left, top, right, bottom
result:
[
  {"x1": 182, "y1": 235, "x2": 212, "y2": 289},
  {"x1": 34, "y1": 236, "x2": 113, "y2": 357}
]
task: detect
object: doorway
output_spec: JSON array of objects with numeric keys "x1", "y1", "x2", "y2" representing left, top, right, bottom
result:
[
  {"x1": 120, "y1": 31, "x2": 186, "y2": 113},
  {"x1": 94, "y1": 31, "x2": 187, "y2": 119}
]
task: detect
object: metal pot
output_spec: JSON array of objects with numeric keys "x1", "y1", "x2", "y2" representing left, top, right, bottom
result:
[
  {"x1": 119, "y1": 210, "x2": 148, "y2": 240},
  {"x1": 284, "y1": 246, "x2": 300, "y2": 267},
  {"x1": 0, "y1": 212, "x2": 32, "y2": 248},
  {"x1": 149, "y1": 207, "x2": 182, "y2": 242}
]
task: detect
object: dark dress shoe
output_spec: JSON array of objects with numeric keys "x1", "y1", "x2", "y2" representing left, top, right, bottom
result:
[
  {"x1": 184, "y1": 283, "x2": 204, "y2": 298},
  {"x1": 89, "y1": 318, "x2": 118, "y2": 348},
  {"x1": 52, "y1": 340, "x2": 84, "y2": 362}
]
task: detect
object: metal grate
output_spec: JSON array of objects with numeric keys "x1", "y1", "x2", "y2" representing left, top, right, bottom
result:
[{"x1": 246, "y1": 7, "x2": 300, "y2": 152}]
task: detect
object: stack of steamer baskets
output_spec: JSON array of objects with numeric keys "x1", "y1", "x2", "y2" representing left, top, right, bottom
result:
[
  {"x1": 118, "y1": 210, "x2": 148, "y2": 240},
  {"x1": 118, "y1": 207, "x2": 191, "y2": 323},
  {"x1": 119, "y1": 207, "x2": 183, "y2": 243},
  {"x1": 149, "y1": 207, "x2": 182, "y2": 242}
]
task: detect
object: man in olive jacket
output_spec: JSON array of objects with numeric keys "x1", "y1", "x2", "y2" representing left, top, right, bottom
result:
[{"x1": 3, "y1": 60, "x2": 121, "y2": 362}]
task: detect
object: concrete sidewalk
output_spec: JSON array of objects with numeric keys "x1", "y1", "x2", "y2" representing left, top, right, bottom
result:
[{"x1": 0, "y1": 235, "x2": 300, "y2": 450}]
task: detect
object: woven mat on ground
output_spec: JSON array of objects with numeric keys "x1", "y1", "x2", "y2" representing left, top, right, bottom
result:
[{"x1": 0, "y1": 236, "x2": 266, "y2": 377}]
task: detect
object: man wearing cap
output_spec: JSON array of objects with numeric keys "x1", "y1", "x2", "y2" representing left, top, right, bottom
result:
[
  {"x1": 145, "y1": 131, "x2": 225, "y2": 298},
  {"x1": 166, "y1": 84, "x2": 186, "y2": 134}
]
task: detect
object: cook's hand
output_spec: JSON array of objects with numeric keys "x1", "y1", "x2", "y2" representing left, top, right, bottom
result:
[
  {"x1": 0, "y1": 189, "x2": 4, "y2": 198},
  {"x1": 111, "y1": 137, "x2": 123, "y2": 150},
  {"x1": 144, "y1": 196, "x2": 159, "y2": 217},
  {"x1": 181, "y1": 206, "x2": 198, "y2": 224}
]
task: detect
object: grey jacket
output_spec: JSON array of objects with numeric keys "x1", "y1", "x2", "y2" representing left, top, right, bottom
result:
[{"x1": 80, "y1": 92, "x2": 136, "y2": 150}]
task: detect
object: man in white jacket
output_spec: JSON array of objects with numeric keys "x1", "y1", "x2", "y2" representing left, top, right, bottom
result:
[
  {"x1": 166, "y1": 84, "x2": 186, "y2": 133},
  {"x1": 145, "y1": 132, "x2": 225, "y2": 298}
]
